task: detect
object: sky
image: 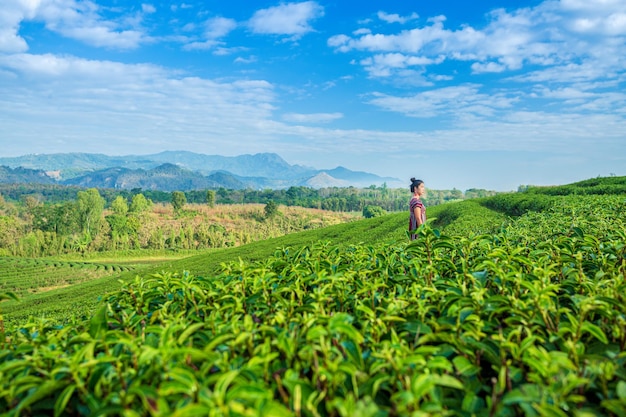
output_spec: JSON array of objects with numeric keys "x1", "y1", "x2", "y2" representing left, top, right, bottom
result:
[{"x1": 1, "y1": 0, "x2": 625, "y2": 191}]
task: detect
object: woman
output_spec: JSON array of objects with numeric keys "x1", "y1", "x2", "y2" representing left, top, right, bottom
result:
[{"x1": 408, "y1": 178, "x2": 426, "y2": 240}]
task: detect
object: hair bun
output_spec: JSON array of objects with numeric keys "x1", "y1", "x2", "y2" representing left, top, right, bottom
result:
[{"x1": 410, "y1": 177, "x2": 416, "y2": 182}]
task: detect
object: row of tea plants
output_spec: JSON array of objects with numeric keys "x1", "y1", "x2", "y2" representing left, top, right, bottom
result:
[
  {"x1": 1, "y1": 195, "x2": 625, "y2": 416},
  {"x1": 0, "y1": 257, "x2": 134, "y2": 298}
]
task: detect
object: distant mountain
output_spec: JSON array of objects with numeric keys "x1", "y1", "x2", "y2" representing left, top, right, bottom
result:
[
  {"x1": 0, "y1": 166, "x2": 56, "y2": 184},
  {"x1": 148, "y1": 151, "x2": 314, "y2": 179},
  {"x1": 303, "y1": 172, "x2": 350, "y2": 188},
  {"x1": 0, "y1": 152, "x2": 314, "y2": 180},
  {"x1": 0, "y1": 152, "x2": 403, "y2": 190},
  {"x1": 63, "y1": 163, "x2": 218, "y2": 192},
  {"x1": 322, "y1": 166, "x2": 394, "y2": 184}
]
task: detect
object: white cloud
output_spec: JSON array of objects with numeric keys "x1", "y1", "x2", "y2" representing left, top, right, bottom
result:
[
  {"x1": 377, "y1": 11, "x2": 419, "y2": 24},
  {"x1": 182, "y1": 40, "x2": 220, "y2": 51},
  {"x1": 182, "y1": 17, "x2": 237, "y2": 51},
  {"x1": 1, "y1": 1, "x2": 624, "y2": 189},
  {"x1": 0, "y1": 53, "x2": 168, "y2": 79},
  {"x1": 367, "y1": 85, "x2": 517, "y2": 119},
  {"x1": 248, "y1": 1, "x2": 324, "y2": 38},
  {"x1": 534, "y1": 86, "x2": 626, "y2": 112},
  {"x1": 0, "y1": 0, "x2": 39, "y2": 53},
  {"x1": 0, "y1": 0, "x2": 149, "y2": 51},
  {"x1": 234, "y1": 55, "x2": 257, "y2": 64},
  {"x1": 328, "y1": 0, "x2": 626, "y2": 85},
  {"x1": 282, "y1": 112, "x2": 343, "y2": 124},
  {"x1": 0, "y1": 53, "x2": 280, "y2": 154},
  {"x1": 204, "y1": 16, "x2": 237, "y2": 39},
  {"x1": 471, "y1": 61, "x2": 507, "y2": 73},
  {"x1": 360, "y1": 53, "x2": 442, "y2": 77},
  {"x1": 142, "y1": 4, "x2": 156, "y2": 14}
]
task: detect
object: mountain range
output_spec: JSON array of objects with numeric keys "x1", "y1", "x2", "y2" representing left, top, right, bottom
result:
[{"x1": 0, "y1": 151, "x2": 403, "y2": 191}]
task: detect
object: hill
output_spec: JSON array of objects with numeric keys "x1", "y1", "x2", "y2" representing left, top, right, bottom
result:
[
  {"x1": 0, "y1": 166, "x2": 56, "y2": 184},
  {"x1": 0, "y1": 199, "x2": 506, "y2": 324},
  {"x1": 1, "y1": 178, "x2": 625, "y2": 416},
  {"x1": 0, "y1": 151, "x2": 403, "y2": 190},
  {"x1": 3, "y1": 175, "x2": 626, "y2": 323}
]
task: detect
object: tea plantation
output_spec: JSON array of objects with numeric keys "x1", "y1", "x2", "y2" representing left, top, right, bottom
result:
[{"x1": 1, "y1": 182, "x2": 625, "y2": 416}]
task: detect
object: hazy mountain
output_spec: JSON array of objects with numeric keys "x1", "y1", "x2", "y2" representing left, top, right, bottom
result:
[
  {"x1": 0, "y1": 152, "x2": 403, "y2": 190},
  {"x1": 147, "y1": 151, "x2": 314, "y2": 179},
  {"x1": 303, "y1": 172, "x2": 350, "y2": 188},
  {"x1": 0, "y1": 152, "x2": 314, "y2": 180},
  {"x1": 63, "y1": 164, "x2": 218, "y2": 192},
  {"x1": 0, "y1": 166, "x2": 56, "y2": 184}
]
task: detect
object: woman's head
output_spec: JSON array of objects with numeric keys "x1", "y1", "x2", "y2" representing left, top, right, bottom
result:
[{"x1": 410, "y1": 178, "x2": 425, "y2": 195}]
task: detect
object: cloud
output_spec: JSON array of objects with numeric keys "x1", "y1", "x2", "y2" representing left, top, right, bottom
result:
[
  {"x1": 0, "y1": 52, "x2": 624, "y2": 179},
  {"x1": 377, "y1": 11, "x2": 419, "y2": 24},
  {"x1": 204, "y1": 16, "x2": 237, "y2": 39},
  {"x1": 471, "y1": 61, "x2": 507, "y2": 73},
  {"x1": 142, "y1": 4, "x2": 156, "y2": 14},
  {"x1": 0, "y1": 1, "x2": 40, "y2": 53},
  {"x1": 1, "y1": 0, "x2": 148, "y2": 52},
  {"x1": 282, "y1": 112, "x2": 343, "y2": 123},
  {"x1": 234, "y1": 55, "x2": 257, "y2": 64},
  {"x1": 183, "y1": 16, "x2": 237, "y2": 51},
  {"x1": 248, "y1": 1, "x2": 324, "y2": 38},
  {"x1": 360, "y1": 53, "x2": 443, "y2": 77},
  {"x1": 328, "y1": 1, "x2": 626, "y2": 84},
  {"x1": 0, "y1": 53, "x2": 280, "y2": 155},
  {"x1": 367, "y1": 85, "x2": 517, "y2": 119}
]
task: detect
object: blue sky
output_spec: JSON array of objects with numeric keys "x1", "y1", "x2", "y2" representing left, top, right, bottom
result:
[{"x1": 1, "y1": 0, "x2": 625, "y2": 191}]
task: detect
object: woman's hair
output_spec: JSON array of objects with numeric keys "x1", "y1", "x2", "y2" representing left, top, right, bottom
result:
[{"x1": 410, "y1": 177, "x2": 424, "y2": 192}]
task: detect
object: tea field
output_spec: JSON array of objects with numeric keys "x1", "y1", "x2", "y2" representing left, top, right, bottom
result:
[
  {"x1": 1, "y1": 187, "x2": 625, "y2": 416},
  {"x1": 1, "y1": 201, "x2": 504, "y2": 325}
]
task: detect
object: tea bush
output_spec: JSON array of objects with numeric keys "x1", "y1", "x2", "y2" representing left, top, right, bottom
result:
[{"x1": 1, "y1": 194, "x2": 625, "y2": 416}]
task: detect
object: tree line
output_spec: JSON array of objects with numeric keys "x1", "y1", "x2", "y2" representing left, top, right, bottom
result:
[
  {"x1": 0, "y1": 183, "x2": 498, "y2": 212},
  {"x1": 0, "y1": 183, "x2": 498, "y2": 257}
]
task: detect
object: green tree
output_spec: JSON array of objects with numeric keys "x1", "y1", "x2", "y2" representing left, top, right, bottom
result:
[
  {"x1": 0, "y1": 216, "x2": 21, "y2": 255},
  {"x1": 76, "y1": 188, "x2": 105, "y2": 238},
  {"x1": 31, "y1": 203, "x2": 77, "y2": 235},
  {"x1": 111, "y1": 196, "x2": 129, "y2": 215},
  {"x1": 264, "y1": 200, "x2": 278, "y2": 218},
  {"x1": 171, "y1": 191, "x2": 187, "y2": 213},
  {"x1": 130, "y1": 193, "x2": 151, "y2": 213},
  {"x1": 206, "y1": 190, "x2": 216, "y2": 208},
  {"x1": 363, "y1": 205, "x2": 386, "y2": 218},
  {"x1": 106, "y1": 213, "x2": 128, "y2": 238}
]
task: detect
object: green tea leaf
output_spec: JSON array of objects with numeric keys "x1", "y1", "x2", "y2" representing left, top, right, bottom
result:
[
  {"x1": 89, "y1": 304, "x2": 108, "y2": 339},
  {"x1": 54, "y1": 384, "x2": 76, "y2": 417}
]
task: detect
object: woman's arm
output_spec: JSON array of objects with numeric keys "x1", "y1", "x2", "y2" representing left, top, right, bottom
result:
[{"x1": 413, "y1": 205, "x2": 423, "y2": 227}]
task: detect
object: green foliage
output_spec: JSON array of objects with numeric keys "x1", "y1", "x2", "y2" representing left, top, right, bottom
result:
[
  {"x1": 264, "y1": 200, "x2": 278, "y2": 218},
  {"x1": 206, "y1": 190, "x2": 216, "y2": 208},
  {"x1": 30, "y1": 202, "x2": 78, "y2": 236},
  {"x1": 0, "y1": 257, "x2": 134, "y2": 299},
  {"x1": 429, "y1": 200, "x2": 508, "y2": 236},
  {"x1": 1, "y1": 178, "x2": 626, "y2": 416},
  {"x1": 478, "y1": 192, "x2": 556, "y2": 216},
  {"x1": 129, "y1": 193, "x2": 151, "y2": 213},
  {"x1": 362, "y1": 205, "x2": 386, "y2": 218},
  {"x1": 76, "y1": 188, "x2": 105, "y2": 238},
  {"x1": 110, "y1": 195, "x2": 128, "y2": 215},
  {"x1": 523, "y1": 175, "x2": 626, "y2": 196},
  {"x1": 171, "y1": 191, "x2": 186, "y2": 213},
  {"x1": 2, "y1": 197, "x2": 626, "y2": 415}
]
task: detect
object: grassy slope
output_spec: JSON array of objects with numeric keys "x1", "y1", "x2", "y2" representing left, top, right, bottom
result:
[{"x1": 2, "y1": 200, "x2": 508, "y2": 325}]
